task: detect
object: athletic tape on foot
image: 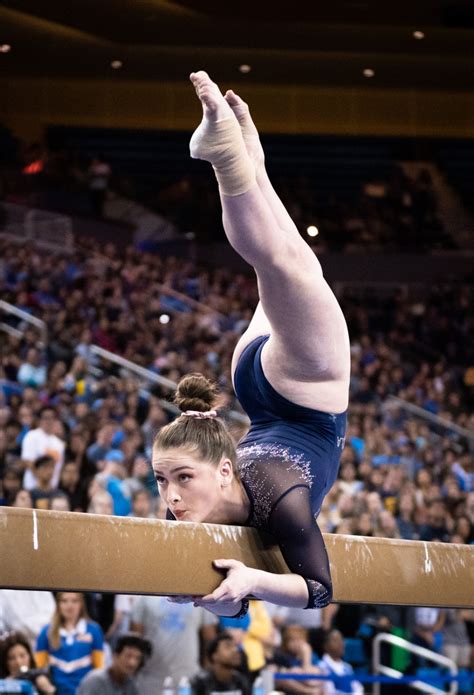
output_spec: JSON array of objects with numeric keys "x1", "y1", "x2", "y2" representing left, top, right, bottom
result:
[{"x1": 190, "y1": 116, "x2": 256, "y2": 197}]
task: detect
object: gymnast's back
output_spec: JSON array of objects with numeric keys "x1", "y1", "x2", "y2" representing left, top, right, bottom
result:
[{"x1": 233, "y1": 335, "x2": 347, "y2": 606}]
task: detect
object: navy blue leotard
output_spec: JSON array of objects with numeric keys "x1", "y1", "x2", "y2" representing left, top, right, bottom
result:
[{"x1": 234, "y1": 335, "x2": 347, "y2": 608}]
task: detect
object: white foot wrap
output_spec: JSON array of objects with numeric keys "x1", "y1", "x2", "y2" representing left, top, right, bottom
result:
[{"x1": 189, "y1": 116, "x2": 256, "y2": 197}]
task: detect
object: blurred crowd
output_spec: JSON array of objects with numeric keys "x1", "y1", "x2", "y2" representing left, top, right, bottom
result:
[
  {"x1": 147, "y1": 163, "x2": 453, "y2": 252},
  {"x1": 0, "y1": 236, "x2": 473, "y2": 693}
]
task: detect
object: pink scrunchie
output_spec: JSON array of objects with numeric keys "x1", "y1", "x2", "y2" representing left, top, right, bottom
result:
[{"x1": 182, "y1": 409, "x2": 218, "y2": 419}]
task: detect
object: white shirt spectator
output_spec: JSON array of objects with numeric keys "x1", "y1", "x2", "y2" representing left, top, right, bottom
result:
[
  {"x1": 0, "y1": 590, "x2": 56, "y2": 644},
  {"x1": 131, "y1": 596, "x2": 217, "y2": 695},
  {"x1": 21, "y1": 427, "x2": 65, "y2": 490},
  {"x1": 17, "y1": 362, "x2": 47, "y2": 388},
  {"x1": 415, "y1": 608, "x2": 440, "y2": 628}
]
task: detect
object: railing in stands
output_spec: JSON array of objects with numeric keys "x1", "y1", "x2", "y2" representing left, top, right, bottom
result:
[
  {"x1": 0, "y1": 300, "x2": 48, "y2": 348},
  {"x1": 373, "y1": 632, "x2": 458, "y2": 695},
  {"x1": 384, "y1": 395, "x2": 474, "y2": 452},
  {"x1": 89, "y1": 345, "x2": 248, "y2": 424},
  {"x1": 0, "y1": 203, "x2": 74, "y2": 253}
]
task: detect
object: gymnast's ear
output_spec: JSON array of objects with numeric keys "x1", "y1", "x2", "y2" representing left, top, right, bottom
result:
[{"x1": 218, "y1": 457, "x2": 234, "y2": 486}]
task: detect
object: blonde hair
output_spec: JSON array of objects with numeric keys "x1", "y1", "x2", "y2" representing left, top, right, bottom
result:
[
  {"x1": 48, "y1": 592, "x2": 89, "y2": 650},
  {"x1": 154, "y1": 374, "x2": 237, "y2": 468}
]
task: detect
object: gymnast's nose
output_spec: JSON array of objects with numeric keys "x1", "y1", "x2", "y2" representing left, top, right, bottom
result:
[{"x1": 168, "y1": 486, "x2": 181, "y2": 504}]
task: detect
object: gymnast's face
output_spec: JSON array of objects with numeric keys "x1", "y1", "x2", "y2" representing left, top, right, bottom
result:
[{"x1": 153, "y1": 446, "x2": 234, "y2": 523}]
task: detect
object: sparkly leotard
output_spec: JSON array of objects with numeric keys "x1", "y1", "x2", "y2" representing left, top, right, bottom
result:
[{"x1": 234, "y1": 335, "x2": 347, "y2": 608}]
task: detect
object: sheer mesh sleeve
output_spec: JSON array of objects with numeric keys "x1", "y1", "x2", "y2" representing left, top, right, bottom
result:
[{"x1": 267, "y1": 485, "x2": 333, "y2": 608}]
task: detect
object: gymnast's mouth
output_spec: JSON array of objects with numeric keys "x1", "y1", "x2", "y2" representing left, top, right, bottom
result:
[{"x1": 173, "y1": 509, "x2": 187, "y2": 519}]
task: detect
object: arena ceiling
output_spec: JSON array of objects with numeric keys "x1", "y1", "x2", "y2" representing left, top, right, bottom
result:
[{"x1": 0, "y1": 0, "x2": 473, "y2": 89}]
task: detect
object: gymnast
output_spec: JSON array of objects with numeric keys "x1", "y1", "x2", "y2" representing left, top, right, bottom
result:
[{"x1": 152, "y1": 71, "x2": 350, "y2": 617}]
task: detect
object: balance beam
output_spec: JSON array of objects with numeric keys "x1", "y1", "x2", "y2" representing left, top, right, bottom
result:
[{"x1": 1, "y1": 508, "x2": 473, "y2": 607}]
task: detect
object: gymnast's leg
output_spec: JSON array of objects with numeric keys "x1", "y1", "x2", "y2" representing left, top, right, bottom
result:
[
  {"x1": 190, "y1": 71, "x2": 350, "y2": 413},
  {"x1": 224, "y1": 89, "x2": 301, "y2": 237}
]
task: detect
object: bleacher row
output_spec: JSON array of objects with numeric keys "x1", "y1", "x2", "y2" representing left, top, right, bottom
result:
[{"x1": 46, "y1": 125, "x2": 474, "y2": 212}]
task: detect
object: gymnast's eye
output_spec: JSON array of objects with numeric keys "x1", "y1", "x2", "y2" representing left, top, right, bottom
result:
[
  {"x1": 179, "y1": 474, "x2": 191, "y2": 482},
  {"x1": 155, "y1": 476, "x2": 166, "y2": 485}
]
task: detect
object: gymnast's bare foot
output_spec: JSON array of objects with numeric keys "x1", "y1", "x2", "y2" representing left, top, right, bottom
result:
[
  {"x1": 190, "y1": 71, "x2": 235, "y2": 123},
  {"x1": 225, "y1": 90, "x2": 265, "y2": 171}
]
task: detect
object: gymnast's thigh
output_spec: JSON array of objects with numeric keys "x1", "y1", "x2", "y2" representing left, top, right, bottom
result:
[{"x1": 231, "y1": 301, "x2": 271, "y2": 388}]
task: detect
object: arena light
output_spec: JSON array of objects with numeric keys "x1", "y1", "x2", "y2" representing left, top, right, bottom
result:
[
  {"x1": 363, "y1": 68, "x2": 375, "y2": 78},
  {"x1": 307, "y1": 225, "x2": 319, "y2": 237},
  {"x1": 413, "y1": 30, "x2": 425, "y2": 40},
  {"x1": 239, "y1": 64, "x2": 252, "y2": 74},
  {"x1": 111, "y1": 59, "x2": 123, "y2": 70},
  {"x1": 0, "y1": 44, "x2": 11, "y2": 53},
  {"x1": 159, "y1": 314, "x2": 170, "y2": 324}
]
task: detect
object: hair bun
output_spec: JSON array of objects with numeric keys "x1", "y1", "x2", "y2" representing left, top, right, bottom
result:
[{"x1": 174, "y1": 374, "x2": 217, "y2": 413}]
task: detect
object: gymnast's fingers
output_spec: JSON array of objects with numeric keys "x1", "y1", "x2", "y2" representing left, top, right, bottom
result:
[
  {"x1": 213, "y1": 558, "x2": 242, "y2": 571},
  {"x1": 200, "y1": 585, "x2": 231, "y2": 603}
]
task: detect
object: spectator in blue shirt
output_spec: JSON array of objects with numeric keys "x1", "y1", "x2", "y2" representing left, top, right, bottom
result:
[{"x1": 36, "y1": 592, "x2": 104, "y2": 695}]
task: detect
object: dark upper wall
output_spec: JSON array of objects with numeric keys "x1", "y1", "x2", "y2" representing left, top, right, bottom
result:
[{"x1": 1, "y1": 77, "x2": 474, "y2": 143}]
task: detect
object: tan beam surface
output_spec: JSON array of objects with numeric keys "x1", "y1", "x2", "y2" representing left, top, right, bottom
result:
[{"x1": 1, "y1": 508, "x2": 472, "y2": 607}]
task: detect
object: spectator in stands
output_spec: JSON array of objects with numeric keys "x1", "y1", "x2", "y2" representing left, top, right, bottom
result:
[
  {"x1": 59, "y1": 461, "x2": 88, "y2": 511},
  {"x1": 441, "y1": 609, "x2": 471, "y2": 668},
  {"x1": 88, "y1": 489, "x2": 114, "y2": 515},
  {"x1": 12, "y1": 488, "x2": 33, "y2": 508},
  {"x1": 274, "y1": 625, "x2": 320, "y2": 670},
  {"x1": 419, "y1": 500, "x2": 450, "y2": 542},
  {"x1": 86, "y1": 423, "x2": 117, "y2": 468},
  {"x1": 240, "y1": 601, "x2": 274, "y2": 677},
  {"x1": 338, "y1": 462, "x2": 363, "y2": 497},
  {"x1": 319, "y1": 629, "x2": 363, "y2": 695},
  {"x1": 375, "y1": 510, "x2": 400, "y2": 539},
  {"x1": 467, "y1": 493, "x2": 474, "y2": 525},
  {"x1": 50, "y1": 491, "x2": 71, "y2": 511},
  {"x1": 30, "y1": 455, "x2": 58, "y2": 510},
  {"x1": 270, "y1": 624, "x2": 325, "y2": 695},
  {"x1": 105, "y1": 595, "x2": 140, "y2": 648},
  {"x1": 452, "y1": 452, "x2": 474, "y2": 493},
  {"x1": 0, "y1": 631, "x2": 56, "y2": 694},
  {"x1": 352, "y1": 512, "x2": 374, "y2": 537},
  {"x1": 65, "y1": 429, "x2": 91, "y2": 476},
  {"x1": 192, "y1": 633, "x2": 251, "y2": 695},
  {"x1": 0, "y1": 428, "x2": 8, "y2": 477},
  {"x1": 130, "y1": 595, "x2": 218, "y2": 695},
  {"x1": 17, "y1": 348, "x2": 47, "y2": 389},
  {"x1": 88, "y1": 155, "x2": 111, "y2": 217},
  {"x1": 21, "y1": 406, "x2": 65, "y2": 492},
  {"x1": 395, "y1": 492, "x2": 419, "y2": 540},
  {"x1": 36, "y1": 592, "x2": 104, "y2": 695},
  {"x1": 93, "y1": 455, "x2": 132, "y2": 516},
  {"x1": 266, "y1": 604, "x2": 326, "y2": 661},
  {"x1": 129, "y1": 488, "x2": 155, "y2": 518},
  {"x1": 74, "y1": 329, "x2": 96, "y2": 365},
  {"x1": 0, "y1": 464, "x2": 23, "y2": 504},
  {"x1": 122, "y1": 455, "x2": 158, "y2": 501},
  {"x1": 412, "y1": 608, "x2": 445, "y2": 653},
  {"x1": 77, "y1": 633, "x2": 152, "y2": 695},
  {"x1": 452, "y1": 515, "x2": 473, "y2": 544}
]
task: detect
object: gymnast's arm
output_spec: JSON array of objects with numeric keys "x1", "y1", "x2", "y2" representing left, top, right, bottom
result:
[
  {"x1": 196, "y1": 486, "x2": 332, "y2": 613},
  {"x1": 254, "y1": 485, "x2": 332, "y2": 607}
]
